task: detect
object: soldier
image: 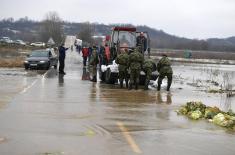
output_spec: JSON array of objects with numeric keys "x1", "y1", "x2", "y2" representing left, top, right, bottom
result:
[
  {"x1": 157, "y1": 54, "x2": 173, "y2": 91},
  {"x1": 128, "y1": 47, "x2": 144, "y2": 90},
  {"x1": 143, "y1": 58, "x2": 156, "y2": 90},
  {"x1": 116, "y1": 49, "x2": 129, "y2": 88},
  {"x1": 89, "y1": 46, "x2": 99, "y2": 82}
]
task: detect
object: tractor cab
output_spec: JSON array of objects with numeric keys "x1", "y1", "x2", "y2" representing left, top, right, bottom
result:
[{"x1": 107, "y1": 27, "x2": 137, "y2": 61}]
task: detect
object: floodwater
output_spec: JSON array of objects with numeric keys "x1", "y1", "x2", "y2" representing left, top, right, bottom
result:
[
  {"x1": 0, "y1": 68, "x2": 46, "y2": 109},
  {"x1": 0, "y1": 36, "x2": 235, "y2": 155},
  {"x1": 170, "y1": 62, "x2": 235, "y2": 111}
]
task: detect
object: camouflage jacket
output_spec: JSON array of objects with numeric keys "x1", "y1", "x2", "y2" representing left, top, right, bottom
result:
[
  {"x1": 129, "y1": 51, "x2": 144, "y2": 70},
  {"x1": 116, "y1": 52, "x2": 129, "y2": 72},
  {"x1": 89, "y1": 49, "x2": 99, "y2": 66},
  {"x1": 157, "y1": 56, "x2": 173, "y2": 74},
  {"x1": 116, "y1": 53, "x2": 129, "y2": 66},
  {"x1": 143, "y1": 59, "x2": 155, "y2": 70}
]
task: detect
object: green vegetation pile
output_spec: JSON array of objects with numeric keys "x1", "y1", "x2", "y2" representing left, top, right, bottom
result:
[{"x1": 176, "y1": 101, "x2": 235, "y2": 129}]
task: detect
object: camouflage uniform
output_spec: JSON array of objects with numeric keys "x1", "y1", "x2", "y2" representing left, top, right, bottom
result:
[
  {"x1": 116, "y1": 52, "x2": 129, "y2": 88},
  {"x1": 128, "y1": 49, "x2": 144, "y2": 89},
  {"x1": 157, "y1": 55, "x2": 173, "y2": 91},
  {"x1": 89, "y1": 48, "x2": 99, "y2": 82},
  {"x1": 143, "y1": 59, "x2": 155, "y2": 90}
]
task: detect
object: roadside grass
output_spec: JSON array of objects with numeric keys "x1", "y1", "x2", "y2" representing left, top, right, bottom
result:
[{"x1": 0, "y1": 57, "x2": 24, "y2": 67}]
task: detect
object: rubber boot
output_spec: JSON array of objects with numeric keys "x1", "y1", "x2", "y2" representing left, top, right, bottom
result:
[
  {"x1": 167, "y1": 83, "x2": 171, "y2": 91},
  {"x1": 157, "y1": 84, "x2": 161, "y2": 91},
  {"x1": 129, "y1": 83, "x2": 133, "y2": 90},
  {"x1": 91, "y1": 76, "x2": 97, "y2": 82},
  {"x1": 144, "y1": 81, "x2": 149, "y2": 90},
  {"x1": 120, "y1": 80, "x2": 123, "y2": 88},
  {"x1": 135, "y1": 83, "x2": 138, "y2": 90},
  {"x1": 125, "y1": 79, "x2": 128, "y2": 88}
]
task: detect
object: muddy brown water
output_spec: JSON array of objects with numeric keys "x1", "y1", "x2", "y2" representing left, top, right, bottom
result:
[{"x1": 0, "y1": 37, "x2": 235, "y2": 155}]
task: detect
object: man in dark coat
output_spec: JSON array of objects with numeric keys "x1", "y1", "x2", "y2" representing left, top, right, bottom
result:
[
  {"x1": 136, "y1": 32, "x2": 147, "y2": 55},
  {"x1": 59, "y1": 43, "x2": 68, "y2": 74}
]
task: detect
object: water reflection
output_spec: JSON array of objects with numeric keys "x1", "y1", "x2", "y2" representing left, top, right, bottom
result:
[
  {"x1": 82, "y1": 67, "x2": 90, "y2": 80},
  {"x1": 224, "y1": 97, "x2": 232, "y2": 111},
  {"x1": 58, "y1": 74, "x2": 64, "y2": 87},
  {"x1": 156, "y1": 92, "x2": 172, "y2": 104},
  {"x1": 44, "y1": 69, "x2": 57, "y2": 78}
]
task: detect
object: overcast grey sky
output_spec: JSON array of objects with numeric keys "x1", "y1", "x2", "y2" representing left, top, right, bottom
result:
[{"x1": 1, "y1": 0, "x2": 235, "y2": 39}]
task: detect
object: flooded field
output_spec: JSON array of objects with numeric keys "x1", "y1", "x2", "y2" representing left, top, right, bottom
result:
[{"x1": 170, "y1": 62, "x2": 235, "y2": 111}]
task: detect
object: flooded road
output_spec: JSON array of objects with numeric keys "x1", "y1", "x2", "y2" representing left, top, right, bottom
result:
[
  {"x1": 0, "y1": 36, "x2": 235, "y2": 155},
  {"x1": 0, "y1": 68, "x2": 46, "y2": 110}
]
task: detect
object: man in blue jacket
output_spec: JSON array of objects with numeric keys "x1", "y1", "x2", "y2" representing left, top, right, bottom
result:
[{"x1": 59, "y1": 43, "x2": 68, "y2": 74}]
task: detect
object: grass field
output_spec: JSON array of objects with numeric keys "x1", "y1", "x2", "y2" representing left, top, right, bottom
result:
[
  {"x1": 0, "y1": 57, "x2": 24, "y2": 67},
  {"x1": 0, "y1": 44, "x2": 41, "y2": 67}
]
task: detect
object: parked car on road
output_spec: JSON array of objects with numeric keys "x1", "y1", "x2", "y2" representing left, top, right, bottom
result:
[
  {"x1": 30, "y1": 42, "x2": 45, "y2": 47},
  {"x1": 24, "y1": 49, "x2": 58, "y2": 70}
]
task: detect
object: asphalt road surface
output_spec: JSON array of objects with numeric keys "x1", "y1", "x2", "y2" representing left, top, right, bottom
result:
[{"x1": 0, "y1": 36, "x2": 235, "y2": 155}]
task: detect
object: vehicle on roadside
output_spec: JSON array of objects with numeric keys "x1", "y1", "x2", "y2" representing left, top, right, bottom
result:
[
  {"x1": 0, "y1": 37, "x2": 13, "y2": 44},
  {"x1": 100, "y1": 26, "x2": 158, "y2": 85},
  {"x1": 24, "y1": 49, "x2": 58, "y2": 70},
  {"x1": 30, "y1": 42, "x2": 45, "y2": 47},
  {"x1": 14, "y1": 40, "x2": 26, "y2": 46}
]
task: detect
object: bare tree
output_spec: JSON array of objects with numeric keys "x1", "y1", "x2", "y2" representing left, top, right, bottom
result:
[
  {"x1": 40, "y1": 11, "x2": 64, "y2": 45},
  {"x1": 77, "y1": 22, "x2": 95, "y2": 45}
]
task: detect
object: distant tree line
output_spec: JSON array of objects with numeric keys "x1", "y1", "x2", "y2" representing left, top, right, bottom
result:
[
  {"x1": 0, "y1": 17, "x2": 235, "y2": 52},
  {"x1": 0, "y1": 12, "x2": 64, "y2": 45}
]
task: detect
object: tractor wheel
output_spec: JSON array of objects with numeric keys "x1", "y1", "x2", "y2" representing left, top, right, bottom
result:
[
  {"x1": 100, "y1": 71, "x2": 106, "y2": 82},
  {"x1": 105, "y1": 68, "x2": 116, "y2": 84}
]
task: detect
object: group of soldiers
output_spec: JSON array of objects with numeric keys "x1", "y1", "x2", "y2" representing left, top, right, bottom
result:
[
  {"x1": 88, "y1": 44, "x2": 173, "y2": 91},
  {"x1": 116, "y1": 47, "x2": 173, "y2": 91}
]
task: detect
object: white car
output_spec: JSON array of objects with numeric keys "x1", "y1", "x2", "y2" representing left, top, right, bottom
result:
[
  {"x1": 30, "y1": 42, "x2": 45, "y2": 47},
  {"x1": 14, "y1": 40, "x2": 26, "y2": 45},
  {"x1": 0, "y1": 37, "x2": 13, "y2": 43}
]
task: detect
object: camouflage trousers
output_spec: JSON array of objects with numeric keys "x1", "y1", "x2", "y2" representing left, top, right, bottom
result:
[
  {"x1": 130, "y1": 68, "x2": 141, "y2": 85},
  {"x1": 119, "y1": 70, "x2": 128, "y2": 82},
  {"x1": 89, "y1": 65, "x2": 97, "y2": 77},
  {"x1": 144, "y1": 68, "x2": 152, "y2": 84},
  {"x1": 157, "y1": 73, "x2": 173, "y2": 91},
  {"x1": 119, "y1": 69, "x2": 129, "y2": 88}
]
